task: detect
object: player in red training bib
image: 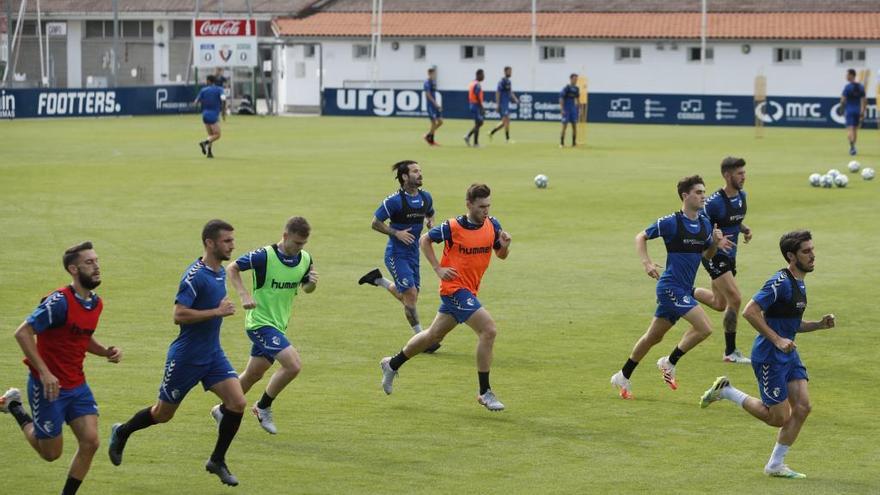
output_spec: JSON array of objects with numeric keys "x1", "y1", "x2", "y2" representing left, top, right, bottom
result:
[{"x1": 0, "y1": 242, "x2": 122, "y2": 495}]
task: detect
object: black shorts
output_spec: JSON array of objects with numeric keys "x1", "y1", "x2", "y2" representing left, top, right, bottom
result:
[{"x1": 702, "y1": 253, "x2": 736, "y2": 280}]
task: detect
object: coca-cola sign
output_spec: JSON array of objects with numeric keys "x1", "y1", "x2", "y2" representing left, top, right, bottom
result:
[{"x1": 194, "y1": 19, "x2": 255, "y2": 37}]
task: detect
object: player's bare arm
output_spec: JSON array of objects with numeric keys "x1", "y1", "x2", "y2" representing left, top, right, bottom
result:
[
  {"x1": 742, "y1": 299, "x2": 795, "y2": 353},
  {"x1": 173, "y1": 300, "x2": 234, "y2": 325},
  {"x1": 226, "y1": 262, "x2": 256, "y2": 309},
  {"x1": 13, "y1": 321, "x2": 60, "y2": 400},
  {"x1": 798, "y1": 314, "x2": 836, "y2": 333}
]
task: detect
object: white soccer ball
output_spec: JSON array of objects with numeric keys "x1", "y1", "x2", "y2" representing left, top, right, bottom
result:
[
  {"x1": 862, "y1": 167, "x2": 875, "y2": 180},
  {"x1": 820, "y1": 174, "x2": 834, "y2": 188},
  {"x1": 834, "y1": 174, "x2": 849, "y2": 187},
  {"x1": 826, "y1": 168, "x2": 841, "y2": 179},
  {"x1": 848, "y1": 160, "x2": 861, "y2": 173},
  {"x1": 808, "y1": 173, "x2": 821, "y2": 187},
  {"x1": 534, "y1": 174, "x2": 549, "y2": 189}
]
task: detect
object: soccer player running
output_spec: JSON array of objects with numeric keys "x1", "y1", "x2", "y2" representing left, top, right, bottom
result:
[
  {"x1": 464, "y1": 69, "x2": 485, "y2": 147},
  {"x1": 222, "y1": 216, "x2": 318, "y2": 434},
  {"x1": 194, "y1": 74, "x2": 225, "y2": 159},
  {"x1": 0, "y1": 242, "x2": 121, "y2": 495},
  {"x1": 694, "y1": 157, "x2": 753, "y2": 364},
  {"x1": 423, "y1": 67, "x2": 443, "y2": 146},
  {"x1": 559, "y1": 73, "x2": 580, "y2": 147},
  {"x1": 109, "y1": 220, "x2": 246, "y2": 487},
  {"x1": 380, "y1": 184, "x2": 512, "y2": 411},
  {"x1": 840, "y1": 68, "x2": 866, "y2": 156},
  {"x1": 489, "y1": 66, "x2": 519, "y2": 143},
  {"x1": 611, "y1": 175, "x2": 734, "y2": 399},
  {"x1": 700, "y1": 230, "x2": 835, "y2": 479},
  {"x1": 359, "y1": 161, "x2": 440, "y2": 352}
]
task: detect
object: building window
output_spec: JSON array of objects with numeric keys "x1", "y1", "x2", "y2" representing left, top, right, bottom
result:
[
  {"x1": 414, "y1": 44, "x2": 426, "y2": 60},
  {"x1": 774, "y1": 47, "x2": 802, "y2": 64},
  {"x1": 615, "y1": 46, "x2": 641, "y2": 62},
  {"x1": 353, "y1": 44, "x2": 370, "y2": 59},
  {"x1": 687, "y1": 46, "x2": 714, "y2": 62},
  {"x1": 461, "y1": 45, "x2": 485, "y2": 60},
  {"x1": 838, "y1": 48, "x2": 866, "y2": 65},
  {"x1": 172, "y1": 20, "x2": 191, "y2": 39},
  {"x1": 85, "y1": 20, "x2": 153, "y2": 39},
  {"x1": 85, "y1": 20, "x2": 104, "y2": 38},
  {"x1": 541, "y1": 45, "x2": 565, "y2": 61},
  {"x1": 304, "y1": 44, "x2": 316, "y2": 58}
]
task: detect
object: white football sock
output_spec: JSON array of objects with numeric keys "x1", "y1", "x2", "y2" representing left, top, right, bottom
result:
[
  {"x1": 719, "y1": 384, "x2": 748, "y2": 407},
  {"x1": 767, "y1": 442, "x2": 790, "y2": 468},
  {"x1": 411, "y1": 324, "x2": 423, "y2": 334},
  {"x1": 375, "y1": 278, "x2": 392, "y2": 289}
]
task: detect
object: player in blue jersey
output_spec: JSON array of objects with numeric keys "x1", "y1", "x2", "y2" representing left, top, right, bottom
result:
[
  {"x1": 840, "y1": 68, "x2": 866, "y2": 156},
  {"x1": 194, "y1": 74, "x2": 226, "y2": 158},
  {"x1": 611, "y1": 175, "x2": 734, "y2": 399},
  {"x1": 700, "y1": 230, "x2": 835, "y2": 479},
  {"x1": 359, "y1": 161, "x2": 440, "y2": 352},
  {"x1": 464, "y1": 69, "x2": 485, "y2": 147},
  {"x1": 109, "y1": 220, "x2": 246, "y2": 487},
  {"x1": 694, "y1": 157, "x2": 753, "y2": 364},
  {"x1": 489, "y1": 66, "x2": 519, "y2": 143},
  {"x1": 559, "y1": 73, "x2": 580, "y2": 147},
  {"x1": 213, "y1": 67, "x2": 229, "y2": 122},
  {"x1": 423, "y1": 67, "x2": 443, "y2": 146}
]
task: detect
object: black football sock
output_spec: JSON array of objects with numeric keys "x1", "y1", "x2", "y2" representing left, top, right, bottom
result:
[
  {"x1": 724, "y1": 332, "x2": 737, "y2": 356},
  {"x1": 116, "y1": 407, "x2": 157, "y2": 438},
  {"x1": 669, "y1": 346, "x2": 687, "y2": 366},
  {"x1": 560, "y1": 135, "x2": 565, "y2": 146},
  {"x1": 257, "y1": 391, "x2": 275, "y2": 410},
  {"x1": 478, "y1": 372, "x2": 491, "y2": 395},
  {"x1": 62, "y1": 476, "x2": 82, "y2": 495},
  {"x1": 389, "y1": 350, "x2": 409, "y2": 370},
  {"x1": 505, "y1": 130, "x2": 510, "y2": 141},
  {"x1": 621, "y1": 359, "x2": 639, "y2": 379},
  {"x1": 7, "y1": 401, "x2": 33, "y2": 428},
  {"x1": 211, "y1": 405, "x2": 243, "y2": 463},
  {"x1": 474, "y1": 129, "x2": 480, "y2": 145}
]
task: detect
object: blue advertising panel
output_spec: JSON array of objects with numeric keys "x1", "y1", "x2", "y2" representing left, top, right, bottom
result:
[
  {"x1": 322, "y1": 88, "x2": 878, "y2": 129},
  {"x1": 0, "y1": 85, "x2": 200, "y2": 119}
]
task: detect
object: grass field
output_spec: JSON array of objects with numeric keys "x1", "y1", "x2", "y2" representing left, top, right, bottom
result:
[{"x1": 0, "y1": 115, "x2": 878, "y2": 494}]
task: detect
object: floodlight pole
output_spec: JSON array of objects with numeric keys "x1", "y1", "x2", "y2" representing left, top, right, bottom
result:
[
  {"x1": 36, "y1": 0, "x2": 45, "y2": 86},
  {"x1": 111, "y1": 0, "x2": 118, "y2": 87},
  {"x1": 530, "y1": 0, "x2": 536, "y2": 91},
  {"x1": 700, "y1": 0, "x2": 707, "y2": 94}
]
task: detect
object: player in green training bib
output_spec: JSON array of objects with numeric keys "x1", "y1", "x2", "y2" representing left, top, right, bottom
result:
[{"x1": 219, "y1": 216, "x2": 318, "y2": 434}]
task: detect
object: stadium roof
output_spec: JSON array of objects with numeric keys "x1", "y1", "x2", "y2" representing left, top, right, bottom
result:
[
  {"x1": 0, "y1": 1, "x2": 313, "y2": 16},
  {"x1": 274, "y1": 12, "x2": 880, "y2": 40}
]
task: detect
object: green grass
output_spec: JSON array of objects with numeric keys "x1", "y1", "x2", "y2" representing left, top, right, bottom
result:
[{"x1": 0, "y1": 115, "x2": 878, "y2": 494}]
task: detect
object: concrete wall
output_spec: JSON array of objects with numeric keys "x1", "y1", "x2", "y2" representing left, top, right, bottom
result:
[{"x1": 280, "y1": 38, "x2": 880, "y2": 108}]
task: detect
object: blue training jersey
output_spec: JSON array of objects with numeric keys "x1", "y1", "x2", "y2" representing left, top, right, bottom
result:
[
  {"x1": 26, "y1": 286, "x2": 99, "y2": 333},
  {"x1": 497, "y1": 78, "x2": 512, "y2": 105},
  {"x1": 234, "y1": 245, "x2": 312, "y2": 288},
  {"x1": 703, "y1": 189, "x2": 747, "y2": 258},
  {"x1": 423, "y1": 79, "x2": 438, "y2": 107},
  {"x1": 198, "y1": 85, "x2": 224, "y2": 113},
  {"x1": 169, "y1": 258, "x2": 227, "y2": 364},
  {"x1": 560, "y1": 84, "x2": 579, "y2": 110},
  {"x1": 842, "y1": 82, "x2": 865, "y2": 112},
  {"x1": 645, "y1": 212, "x2": 714, "y2": 290},
  {"x1": 750, "y1": 269, "x2": 807, "y2": 364},
  {"x1": 375, "y1": 190, "x2": 435, "y2": 257}
]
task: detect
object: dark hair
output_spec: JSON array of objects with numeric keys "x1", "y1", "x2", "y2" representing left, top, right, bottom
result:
[
  {"x1": 779, "y1": 230, "x2": 812, "y2": 262},
  {"x1": 202, "y1": 219, "x2": 234, "y2": 246},
  {"x1": 476, "y1": 69, "x2": 484, "y2": 77},
  {"x1": 63, "y1": 241, "x2": 94, "y2": 272},
  {"x1": 466, "y1": 183, "x2": 491, "y2": 202},
  {"x1": 720, "y1": 156, "x2": 746, "y2": 174},
  {"x1": 285, "y1": 216, "x2": 311, "y2": 237},
  {"x1": 570, "y1": 73, "x2": 578, "y2": 79},
  {"x1": 847, "y1": 68, "x2": 856, "y2": 77},
  {"x1": 676, "y1": 175, "x2": 705, "y2": 200},
  {"x1": 504, "y1": 66, "x2": 511, "y2": 71},
  {"x1": 427, "y1": 67, "x2": 435, "y2": 74},
  {"x1": 392, "y1": 160, "x2": 418, "y2": 186},
  {"x1": 206, "y1": 74, "x2": 216, "y2": 84}
]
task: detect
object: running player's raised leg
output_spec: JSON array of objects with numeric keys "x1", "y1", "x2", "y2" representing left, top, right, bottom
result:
[{"x1": 238, "y1": 355, "x2": 273, "y2": 395}]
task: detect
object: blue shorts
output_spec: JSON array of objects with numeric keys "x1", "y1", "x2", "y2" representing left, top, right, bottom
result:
[
  {"x1": 562, "y1": 108, "x2": 578, "y2": 124},
  {"x1": 27, "y1": 376, "x2": 98, "y2": 440},
  {"x1": 248, "y1": 326, "x2": 292, "y2": 364},
  {"x1": 499, "y1": 103, "x2": 511, "y2": 117},
  {"x1": 202, "y1": 110, "x2": 219, "y2": 125},
  {"x1": 470, "y1": 106, "x2": 485, "y2": 123},
  {"x1": 701, "y1": 253, "x2": 737, "y2": 280},
  {"x1": 845, "y1": 110, "x2": 861, "y2": 127},
  {"x1": 427, "y1": 105, "x2": 442, "y2": 121},
  {"x1": 439, "y1": 288, "x2": 483, "y2": 324},
  {"x1": 654, "y1": 286, "x2": 698, "y2": 325},
  {"x1": 158, "y1": 352, "x2": 237, "y2": 404},
  {"x1": 385, "y1": 253, "x2": 420, "y2": 293},
  {"x1": 753, "y1": 359, "x2": 809, "y2": 406}
]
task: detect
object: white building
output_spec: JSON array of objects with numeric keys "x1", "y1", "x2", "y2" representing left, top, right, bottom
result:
[{"x1": 273, "y1": 0, "x2": 880, "y2": 112}]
